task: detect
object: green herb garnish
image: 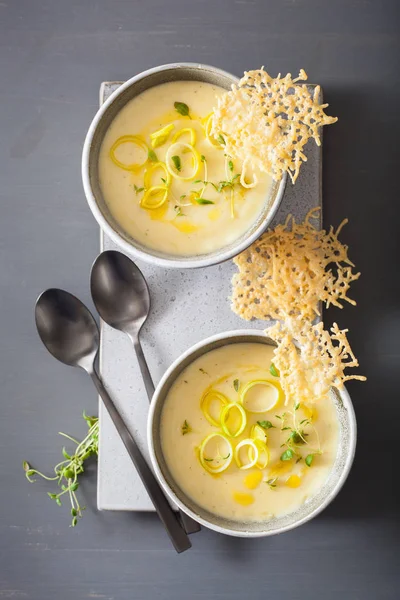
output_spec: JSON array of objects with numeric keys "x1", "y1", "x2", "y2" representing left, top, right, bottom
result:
[
  {"x1": 217, "y1": 134, "x2": 225, "y2": 145},
  {"x1": 171, "y1": 155, "x2": 181, "y2": 172},
  {"x1": 195, "y1": 198, "x2": 214, "y2": 205},
  {"x1": 305, "y1": 454, "x2": 314, "y2": 467},
  {"x1": 257, "y1": 420, "x2": 274, "y2": 430},
  {"x1": 23, "y1": 412, "x2": 99, "y2": 527},
  {"x1": 134, "y1": 184, "x2": 144, "y2": 195},
  {"x1": 161, "y1": 177, "x2": 167, "y2": 184},
  {"x1": 266, "y1": 477, "x2": 278, "y2": 489},
  {"x1": 269, "y1": 362, "x2": 280, "y2": 377},
  {"x1": 200, "y1": 154, "x2": 206, "y2": 162},
  {"x1": 174, "y1": 205, "x2": 184, "y2": 217},
  {"x1": 233, "y1": 379, "x2": 240, "y2": 392},
  {"x1": 181, "y1": 420, "x2": 192, "y2": 435},
  {"x1": 280, "y1": 449, "x2": 294, "y2": 461},
  {"x1": 199, "y1": 368, "x2": 208, "y2": 375},
  {"x1": 228, "y1": 160, "x2": 233, "y2": 171},
  {"x1": 148, "y1": 149, "x2": 158, "y2": 162},
  {"x1": 174, "y1": 101, "x2": 191, "y2": 118}
]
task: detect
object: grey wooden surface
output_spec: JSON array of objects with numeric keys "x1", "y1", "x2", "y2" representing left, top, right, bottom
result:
[{"x1": 0, "y1": 1, "x2": 399, "y2": 599}]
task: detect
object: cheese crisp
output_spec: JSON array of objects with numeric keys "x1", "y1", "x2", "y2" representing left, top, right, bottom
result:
[
  {"x1": 231, "y1": 208, "x2": 365, "y2": 405},
  {"x1": 232, "y1": 208, "x2": 359, "y2": 322},
  {"x1": 212, "y1": 68, "x2": 337, "y2": 184}
]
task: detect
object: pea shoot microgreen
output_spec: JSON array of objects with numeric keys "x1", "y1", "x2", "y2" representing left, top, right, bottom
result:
[
  {"x1": 134, "y1": 184, "x2": 144, "y2": 195},
  {"x1": 280, "y1": 448, "x2": 294, "y2": 461},
  {"x1": 181, "y1": 420, "x2": 192, "y2": 435},
  {"x1": 305, "y1": 454, "x2": 314, "y2": 467},
  {"x1": 195, "y1": 198, "x2": 214, "y2": 205},
  {"x1": 174, "y1": 205, "x2": 185, "y2": 217},
  {"x1": 266, "y1": 477, "x2": 278, "y2": 490},
  {"x1": 23, "y1": 412, "x2": 99, "y2": 527}
]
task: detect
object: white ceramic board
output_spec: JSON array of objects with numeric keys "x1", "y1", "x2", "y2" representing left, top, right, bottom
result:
[{"x1": 97, "y1": 81, "x2": 323, "y2": 511}]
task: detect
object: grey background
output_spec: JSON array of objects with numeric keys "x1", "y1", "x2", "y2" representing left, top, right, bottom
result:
[{"x1": 0, "y1": 1, "x2": 399, "y2": 599}]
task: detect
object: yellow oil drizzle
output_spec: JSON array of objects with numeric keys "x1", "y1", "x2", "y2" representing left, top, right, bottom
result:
[
  {"x1": 172, "y1": 221, "x2": 199, "y2": 234},
  {"x1": 244, "y1": 471, "x2": 263, "y2": 490},
  {"x1": 208, "y1": 208, "x2": 221, "y2": 221},
  {"x1": 147, "y1": 204, "x2": 168, "y2": 221},
  {"x1": 268, "y1": 461, "x2": 292, "y2": 479},
  {"x1": 285, "y1": 475, "x2": 301, "y2": 488},
  {"x1": 233, "y1": 491, "x2": 254, "y2": 506}
]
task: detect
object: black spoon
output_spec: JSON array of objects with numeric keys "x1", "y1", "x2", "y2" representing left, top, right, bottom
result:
[
  {"x1": 35, "y1": 288, "x2": 191, "y2": 553},
  {"x1": 90, "y1": 250, "x2": 201, "y2": 535}
]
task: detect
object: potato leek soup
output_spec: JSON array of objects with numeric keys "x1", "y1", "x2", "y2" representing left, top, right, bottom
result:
[
  {"x1": 160, "y1": 343, "x2": 339, "y2": 522},
  {"x1": 98, "y1": 81, "x2": 273, "y2": 256}
]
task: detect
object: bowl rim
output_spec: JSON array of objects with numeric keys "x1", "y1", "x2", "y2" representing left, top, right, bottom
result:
[
  {"x1": 81, "y1": 62, "x2": 287, "y2": 269},
  {"x1": 147, "y1": 328, "x2": 357, "y2": 537}
]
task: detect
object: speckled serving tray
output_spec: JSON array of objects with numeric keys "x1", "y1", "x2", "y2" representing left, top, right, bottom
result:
[{"x1": 97, "y1": 81, "x2": 323, "y2": 511}]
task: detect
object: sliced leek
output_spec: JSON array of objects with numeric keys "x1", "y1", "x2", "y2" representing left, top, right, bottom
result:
[
  {"x1": 140, "y1": 185, "x2": 168, "y2": 210},
  {"x1": 220, "y1": 402, "x2": 247, "y2": 438},
  {"x1": 166, "y1": 142, "x2": 200, "y2": 181},
  {"x1": 240, "y1": 379, "x2": 280, "y2": 413},
  {"x1": 172, "y1": 127, "x2": 197, "y2": 146},
  {"x1": 199, "y1": 432, "x2": 233, "y2": 474},
  {"x1": 204, "y1": 113, "x2": 221, "y2": 148},
  {"x1": 250, "y1": 423, "x2": 267, "y2": 444},
  {"x1": 200, "y1": 390, "x2": 229, "y2": 427},
  {"x1": 144, "y1": 162, "x2": 171, "y2": 189},
  {"x1": 110, "y1": 135, "x2": 149, "y2": 171},
  {"x1": 249, "y1": 439, "x2": 270, "y2": 470},
  {"x1": 234, "y1": 438, "x2": 260, "y2": 470},
  {"x1": 150, "y1": 123, "x2": 175, "y2": 148}
]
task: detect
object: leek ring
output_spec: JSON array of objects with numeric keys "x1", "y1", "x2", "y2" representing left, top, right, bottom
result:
[
  {"x1": 234, "y1": 439, "x2": 260, "y2": 470},
  {"x1": 240, "y1": 379, "x2": 280, "y2": 413},
  {"x1": 166, "y1": 142, "x2": 200, "y2": 181},
  {"x1": 220, "y1": 402, "x2": 247, "y2": 438},
  {"x1": 110, "y1": 135, "x2": 149, "y2": 171},
  {"x1": 200, "y1": 390, "x2": 229, "y2": 427},
  {"x1": 140, "y1": 185, "x2": 168, "y2": 210},
  {"x1": 199, "y1": 433, "x2": 233, "y2": 474}
]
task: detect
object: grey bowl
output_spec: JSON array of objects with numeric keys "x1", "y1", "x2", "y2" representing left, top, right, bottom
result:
[
  {"x1": 147, "y1": 329, "x2": 357, "y2": 537},
  {"x1": 82, "y1": 63, "x2": 287, "y2": 269}
]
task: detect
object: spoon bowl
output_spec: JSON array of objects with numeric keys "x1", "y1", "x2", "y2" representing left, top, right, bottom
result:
[
  {"x1": 35, "y1": 288, "x2": 99, "y2": 372},
  {"x1": 90, "y1": 250, "x2": 150, "y2": 336}
]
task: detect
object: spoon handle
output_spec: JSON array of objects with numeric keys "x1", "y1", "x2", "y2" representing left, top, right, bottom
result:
[
  {"x1": 132, "y1": 334, "x2": 201, "y2": 536},
  {"x1": 90, "y1": 369, "x2": 191, "y2": 553},
  {"x1": 133, "y1": 335, "x2": 155, "y2": 400}
]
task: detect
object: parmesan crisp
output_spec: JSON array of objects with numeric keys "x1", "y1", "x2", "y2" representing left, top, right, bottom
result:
[
  {"x1": 212, "y1": 68, "x2": 337, "y2": 184},
  {"x1": 231, "y1": 208, "x2": 365, "y2": 404}
]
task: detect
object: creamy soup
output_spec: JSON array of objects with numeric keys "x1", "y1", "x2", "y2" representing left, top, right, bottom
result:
[
  {"x1": 99, "y1": 81, "x2": 273, "y2": 256},
  {"x1": 161, "y1": 343, "x2": 339, "y2": 522}
]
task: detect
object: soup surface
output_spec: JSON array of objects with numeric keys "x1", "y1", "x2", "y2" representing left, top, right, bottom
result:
[
  {"x1": 161, "y1": 343, "x2": 339, "y2": 522},
  {"x1": 99, "y1": 80, "x2": 273, "y2": 256}
]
